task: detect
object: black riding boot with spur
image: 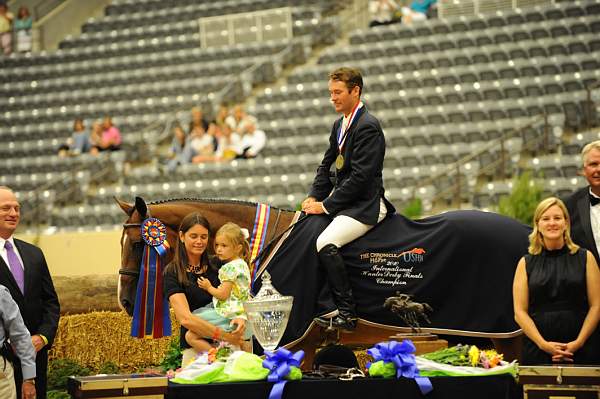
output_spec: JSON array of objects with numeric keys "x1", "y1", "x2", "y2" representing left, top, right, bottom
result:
[{"x1": 314, "y1": 244, "x2": 358, "y2": 331}]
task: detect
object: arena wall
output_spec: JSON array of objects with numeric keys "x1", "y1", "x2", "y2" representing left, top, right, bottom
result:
[{"x1": 17, "y1": 230, "x2": 122, "y2": 314}]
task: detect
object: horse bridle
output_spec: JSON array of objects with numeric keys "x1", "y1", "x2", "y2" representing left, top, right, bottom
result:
[{"x1": 119, "y1": 222, "x2": 144, "y2": 277}]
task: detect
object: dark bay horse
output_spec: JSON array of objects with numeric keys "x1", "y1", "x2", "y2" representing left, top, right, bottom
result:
[{"x1": 117, "y1": 197, "x2": 530, "y2": 363}]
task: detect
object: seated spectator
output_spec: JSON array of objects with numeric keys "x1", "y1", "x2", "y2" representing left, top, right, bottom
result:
[
  {"x1": 165, "y1": 123, "x2": 188, "y2": 172},
  {"x1": 191, "y1": 122, "x2": 220, "y2": 164},
  {"x1": 176, "y1": 125, "x2": 211, "y2": 166},
  {"x1": 369, "y1": 0, "x2": 400, "y2": 28},
  {"x1": 58, "y1": 118, "x2": 91, "y2": 157},
  {"x1": 14, "y1": 6, "x2": 32, "y2": 53},
  {"x1": 189, "y1": 106, "x2": 209, "y2": 134},
  {"x1": 215, "y1": 104, "x2": 229, "y2": 126},
  {"x1": 0, "y1": 3, "x2": 13, "y2": 55},
  {"x1": 237, "y1": 119, "x2": 266, "y2": 159},
  {"x1": 215, "y1": 123, "x2": 241, "y2": 161},
  {"x1": 91, "y1": 116, "x2": 122, "y2": 154},
  {"x1": 226, "y1": 105, "x2": 257, "y2": 136},
  {"x1": 402, "y1": 0, "x2": 437, "y2": 24}
]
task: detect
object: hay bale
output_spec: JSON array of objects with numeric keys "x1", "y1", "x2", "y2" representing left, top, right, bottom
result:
[
  {"x1": 53, "y1": 275, "x2": 121, "y2": 314},
  {"x1": 49, "y1": 311, "x2": 180, "y2": 371}
]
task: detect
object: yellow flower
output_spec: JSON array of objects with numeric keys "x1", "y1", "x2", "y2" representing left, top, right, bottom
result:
[{"x1": 468, "y1": 345, "x2": 480, "y2": 367}]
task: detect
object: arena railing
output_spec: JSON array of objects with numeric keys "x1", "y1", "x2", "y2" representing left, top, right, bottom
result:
[
  {"x1": 585, "y1": 80, "x2": 600, "y2": 130},
  {"x1": 438, "y1": 0, "x2": 553, "y2": 19},
  {"x1": 412, "y1": 113, "x2": 550, "y2": 208}
]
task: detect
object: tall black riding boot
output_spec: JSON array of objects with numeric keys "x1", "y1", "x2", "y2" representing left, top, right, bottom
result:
[{"x1": 314, "y1": 244, "x2": 358, "y2": 331}]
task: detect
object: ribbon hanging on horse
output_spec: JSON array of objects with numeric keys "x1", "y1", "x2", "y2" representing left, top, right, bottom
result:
[
  {"x1": 131, "y1": 218, "x2": 172, "y2": 339},
  {"x1": 249, "y1": 203, "x2": 270, "y2": 287}
]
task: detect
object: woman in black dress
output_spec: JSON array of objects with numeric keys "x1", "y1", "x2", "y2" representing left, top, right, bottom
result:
[
  {"x1": 164, "y1": 212, "x2": 245, "y2": 364},
  {"x1": 513, "y1": 197, "x2": 600, "y2": 364}
]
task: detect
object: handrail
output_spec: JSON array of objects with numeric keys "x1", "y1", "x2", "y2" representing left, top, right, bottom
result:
[
  {"x1": 585, "y1": 80, "x2": 600, "y2": 131},
  {"x1": 412, "y1": 113, "x2": 547, "y2": 208}
]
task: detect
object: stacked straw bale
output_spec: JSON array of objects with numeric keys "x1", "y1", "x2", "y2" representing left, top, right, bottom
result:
[{"x1": 49, "y1": 311, "x2": 180, "y2": 371}]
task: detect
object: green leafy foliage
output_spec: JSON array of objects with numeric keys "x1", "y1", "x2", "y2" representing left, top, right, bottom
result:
[
  {"x1": 498, "y1": 172, "x2": 543, "y2": 225},
  {"x1": 160, "y1": 335, "x2": 182, "y2": 372},
  {"x1": 47, "y1": 390, "x2": 71, "y2": 399},
  {"x1": 47, "y1": 358, "x2": 91, "y2": 392},
  {"x1": 402, "y1": 198, "x2": 423, "y2": 220},
  {"x1": 97, "y1": 361, "x2": 120, "y2": 375}
]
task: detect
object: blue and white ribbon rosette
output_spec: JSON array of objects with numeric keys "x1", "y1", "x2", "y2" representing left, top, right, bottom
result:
[{"x1": 367, "y1": 340, "x2": 433, "y2": 395}]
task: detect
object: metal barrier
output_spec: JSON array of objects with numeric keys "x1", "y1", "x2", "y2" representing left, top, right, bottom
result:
[{"x1": 413, "y1": 114, "x2": 549, "y2": 208}]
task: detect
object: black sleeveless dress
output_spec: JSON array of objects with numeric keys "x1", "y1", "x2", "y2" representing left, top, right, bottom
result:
[{"x1": 522, "y1": 247, "x2": 599, "y2": 365}]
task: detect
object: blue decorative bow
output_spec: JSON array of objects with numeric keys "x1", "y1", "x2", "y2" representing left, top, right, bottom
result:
[
  {"x1": 263, "y1": 348, "x2": 304, "y2": 399},
  {"x1": 368, "y1": 340, "x2": 433, "y2": 395}
]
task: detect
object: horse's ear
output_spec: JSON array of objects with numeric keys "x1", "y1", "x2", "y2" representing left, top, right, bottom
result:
[
  {"x1": 115, "y1": 197, "x2": 134, "y2": 216},
  {"x1": 134, "y1": 196, "x2": 148, "y2": 219}
]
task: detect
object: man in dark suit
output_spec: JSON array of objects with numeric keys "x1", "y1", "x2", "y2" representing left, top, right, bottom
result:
[
  {"x1": 565, "y1": 141, "x2": 600, "y2": 361},
  {"x1": 302, "y1": 67, "x2": 395, "y2": 330},
  {"x1": 0, "y1": 186, "x2": 60, "y2": 399},
  {"x1": 565, "y1": 141, "x2": 600, "y2": 264}
]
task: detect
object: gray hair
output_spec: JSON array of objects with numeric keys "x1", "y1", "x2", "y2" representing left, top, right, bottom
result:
[{"x1": 581, "y1": 140, "x2": 600, "y2": 167}]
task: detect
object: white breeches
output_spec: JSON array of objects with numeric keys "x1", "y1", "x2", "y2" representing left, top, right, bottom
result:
[{"x1": 316, "y1": 199, "x2": 387, "y2": 251}]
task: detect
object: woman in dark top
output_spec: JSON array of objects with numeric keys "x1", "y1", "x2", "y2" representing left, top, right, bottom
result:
[
  {"x1": 513, "y1": 197, "x2": 600, "y2": 364},
  {"x1": 164, "y1": 212, "x2": 245, "y2": 364}
]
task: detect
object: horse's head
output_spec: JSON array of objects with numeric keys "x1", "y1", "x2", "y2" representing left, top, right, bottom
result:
[{"x1": 116, "y1": 196, "x2": 179, "y2": 315}]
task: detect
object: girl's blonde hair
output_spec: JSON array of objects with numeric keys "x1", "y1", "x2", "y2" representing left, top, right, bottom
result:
[
  {"x1": 528, "y1": 197, "x2": 579, "y2": 255},
  {"x1": 215, "y1": 222, "x2": 251, "y2": 264}
]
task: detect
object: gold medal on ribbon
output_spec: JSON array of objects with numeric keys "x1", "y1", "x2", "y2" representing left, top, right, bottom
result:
[{"x1": 335, "y1": 154, "x2": 344, "y2": 169}]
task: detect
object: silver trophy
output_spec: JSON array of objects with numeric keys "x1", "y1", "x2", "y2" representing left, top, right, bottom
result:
[{"x1": 243, "y1": 271, "x2": 293, "y2": 351}]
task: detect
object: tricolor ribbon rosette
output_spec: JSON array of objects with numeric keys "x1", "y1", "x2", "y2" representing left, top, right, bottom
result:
[
  {"x1": 367, "y1": 340, "x2": 433, "y2": 395},
  {"x1": 131, "y1": 217, "x2": 171, "y2": 338}
]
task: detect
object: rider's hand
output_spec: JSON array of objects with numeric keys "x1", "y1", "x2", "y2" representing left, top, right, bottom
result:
[
  {"x1": 303, "y1": 201, "x2": 325, "y2": 215},
  {"x1": 301, "y1": 197, "x2": 316, "y2": 211}
]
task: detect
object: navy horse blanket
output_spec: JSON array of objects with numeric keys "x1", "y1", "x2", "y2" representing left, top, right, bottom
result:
[{"x1": 254, "y1": 210, "x2": 531, "y2": 346}]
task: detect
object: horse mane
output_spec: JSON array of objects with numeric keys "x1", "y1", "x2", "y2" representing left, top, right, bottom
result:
[{"x1": 146, "y1": 197, "x2": 294, "y2": 212}]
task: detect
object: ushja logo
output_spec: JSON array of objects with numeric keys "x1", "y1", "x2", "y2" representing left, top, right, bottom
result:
[{"x1": 399, "y1": 247, "x2": 426, "y2": 263}]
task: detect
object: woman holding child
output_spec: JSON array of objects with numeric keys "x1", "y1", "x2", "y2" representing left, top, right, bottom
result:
[{"x1": 164, "y1": 212, "x2": 247, "y2": 364}]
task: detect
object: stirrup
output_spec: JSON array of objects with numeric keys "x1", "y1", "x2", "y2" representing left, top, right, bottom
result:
[{"x1": 315, "y1": 315, "x2": 357, "y2": 332}]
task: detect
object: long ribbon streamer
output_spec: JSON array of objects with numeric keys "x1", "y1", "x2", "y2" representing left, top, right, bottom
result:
[
  {"x1": 249, "y1": 203, "x2": 270, "y2": 287},
  {"x1": 131, "y1": 218, "x2": 171, "y2": 338}
]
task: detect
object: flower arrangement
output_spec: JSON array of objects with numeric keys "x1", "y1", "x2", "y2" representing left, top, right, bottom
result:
[
  {"x1": 417, "y1": 344, "x2": 515, "y2": 378},
  {"x1": 422, "y1": 344, "x2": 503, "y2": 369},
  {"x1": 207, "y1": 343, "x2": 233, "y2": 364}
]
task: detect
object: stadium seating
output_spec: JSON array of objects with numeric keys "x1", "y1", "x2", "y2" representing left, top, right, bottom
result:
[{"x1": 2, "y1": 0, "x2": 599, "y2": 229}]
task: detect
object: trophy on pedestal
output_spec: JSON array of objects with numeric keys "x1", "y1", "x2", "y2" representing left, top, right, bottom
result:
[{"x1": 243, "y1": 271, "x2": 293, "y2": 351}]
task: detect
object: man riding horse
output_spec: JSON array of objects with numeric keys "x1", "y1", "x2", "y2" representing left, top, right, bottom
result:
[{"x1": 302, "y1": 67, "x2": 396, "y2": 331}]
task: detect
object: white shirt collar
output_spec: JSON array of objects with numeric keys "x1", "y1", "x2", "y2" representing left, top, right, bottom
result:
[{"x1": 0, "y1": 236, "x2": 15, "y2": 249}]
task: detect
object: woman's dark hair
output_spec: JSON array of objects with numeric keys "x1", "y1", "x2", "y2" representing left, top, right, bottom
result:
[
  {"x1": 18, "y1": 6, "x2": 30, "y2": 18},
  {"x1": 165, "y1": 212, "x2": 212, "y2": 285}
]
